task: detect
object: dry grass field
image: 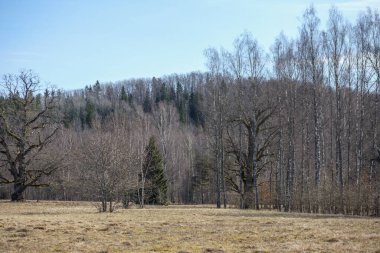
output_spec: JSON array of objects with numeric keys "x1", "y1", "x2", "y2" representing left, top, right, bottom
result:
[{"x1": 0, "y1": 201, "x2": 379, "y2": 252}]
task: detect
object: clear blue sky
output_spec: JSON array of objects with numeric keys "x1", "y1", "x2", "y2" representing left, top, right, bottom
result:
[{"x1": 0, "y1": 0, "x2": 378, "y2": 90}]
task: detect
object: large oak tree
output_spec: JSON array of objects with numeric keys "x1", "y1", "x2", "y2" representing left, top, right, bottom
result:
[{"x1": 0, "y1": 70, "x2": 62, "y2": 201}]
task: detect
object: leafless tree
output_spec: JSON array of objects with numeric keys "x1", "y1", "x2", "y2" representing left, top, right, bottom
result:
[
  {"x1": 300, "y1": 6, "x2": 324, "y2": 211},
  {"x1": 0, "y1": 70, "x2": 63, "y2": 201},
  {"x1": 324, "y1": 6, "x2": 348, "y2": 212}
]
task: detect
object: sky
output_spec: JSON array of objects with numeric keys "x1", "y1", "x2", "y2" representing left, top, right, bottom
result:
[{"x1": 0, "y1": 0, "x2": 379, "y2": 90}]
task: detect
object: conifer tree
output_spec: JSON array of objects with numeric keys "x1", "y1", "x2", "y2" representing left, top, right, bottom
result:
[
  {"x1": 120, "y1": 86, "x2": 128, "y2": 102},
  {"x1": 143, "y1": 137, "x2": 167, "y2": 204},
  {"x1": 189, "y1": 91, "x2": 204, "y2": 127},
  {"x1": 85, "y1": 99, "x2": 95, "y2": 128},
  {"x1": 175, "y1": 82, "x2": 187, "y2": 123},
  {"x1": 143, "y1": 90, "x2": 152, "y2": 113}
]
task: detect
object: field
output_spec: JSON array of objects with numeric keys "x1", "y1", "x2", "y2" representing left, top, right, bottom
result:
[{"x1": 0, "y1": 201, "x2": 379, "y2": 252}]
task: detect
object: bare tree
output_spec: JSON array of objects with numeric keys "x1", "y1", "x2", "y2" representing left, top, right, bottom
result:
[
  {"x1": 324, "y1": 6, "x2": 348, "y2": 212},
  {"x1": 300, "y1": 6, "x2": 324, "y2": 211},
  {"x1": 204, "y1": 47, "x2": 226, "y2": 208},
  {"x1": 272, "y1": 33, "x2": 298, "y2": 211},
  {"x1": 135, "y1": 110, "x2": 152, "y2": 208},
  {"x1": 0, "y1": 70, "x2": 62, "y2": 201},
  {"x1": 152, "y1": 102, "x2": 177, "y2": 202},
  {"x1": 79, "y1": 130, "x2": 128, "y2": 212}
]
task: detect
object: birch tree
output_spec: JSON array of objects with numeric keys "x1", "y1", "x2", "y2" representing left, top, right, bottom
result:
[
  {"x1": 325, "y1": 6, "x2": 348, "y2": 212},
  {"x1": 301, "y1": 6, "x2": 324, "y2": 211}
]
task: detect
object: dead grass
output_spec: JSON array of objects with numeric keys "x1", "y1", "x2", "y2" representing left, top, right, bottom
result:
[{"x1": 0, "y1": 200, "x2": 379, "y2": 252}]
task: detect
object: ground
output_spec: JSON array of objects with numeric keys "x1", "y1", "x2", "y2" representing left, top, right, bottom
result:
[{"x1": 0, "y1": 201, "x2": 379, "y2": 252}]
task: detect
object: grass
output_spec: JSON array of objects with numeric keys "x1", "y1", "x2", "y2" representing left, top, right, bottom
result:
[{"x1": 0, "y1": 201, "x2": 379, "y2": 252}]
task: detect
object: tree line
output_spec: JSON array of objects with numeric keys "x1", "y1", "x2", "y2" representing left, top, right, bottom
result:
[{"x1": 0, "y1": 6, "x2": 379, "y2": 215}]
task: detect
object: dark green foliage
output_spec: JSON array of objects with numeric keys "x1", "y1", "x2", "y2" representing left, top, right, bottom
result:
[
  {"x1": 189, "y1": 91, "x2": 204, "y2": 127},
  {"x1": 120, "y1": 86, "x2": 128, "y2": 102},
  {"x1": 183, "y1": 88, "x2": 190, "y2": 101},
  {"x1": 62, "y1": 97, "x2": 77, "y2": 128},
  {"x1": 178, "y1": 100, "x2": 186, "y2": 123},
  {"x1": 85, "y1": 85, "x2": 92, "y2": 95},
  {"x1": 96, "y1": 104, "x2": 114, "y2": 123},
  {"x1": 176, "y1": 82, "x2": 186, "y2": 123},
  {"x1": 143, "y1": 90, "x2": 152, "y2": 113},
  {"x1": 191, "y1": 151, "x2": 211, "y2": 203},
  {"x1": 128, "y1": 93, "x2": 134, "y2": 107},
  {"x1": 93, "y1": 80, "x2": 101, "y2": 98},
  {"x1": 85, "y1": 99, "x2": 95, "y2": 128},
  {"x1": 169, "y1": 85, "x2": 176, "y2": 102},
  {"x1": 35, "y1": 94, "x2": 42, "y2": 109},
  {"x1": 155, "y1": 82, "x2": 174, "y2": 103},
  {"x1": 143, "y1": 137, "x2": 167, "y2": 204},
  {"x1": 176, "y1": 82, "x2": 183, "y2": 102},
  {"x1": 159, "y1": 82, "x2": 168, "y2": 102},
  {"x1": 79, "y1": 107, "x2": 85, "y2": 130},
  {"x1": 193, "y1": 152, "x2": 211, "y2": 186},
  {"x1": 155, "y1": 83, "x2": 169, "y2": 103}
]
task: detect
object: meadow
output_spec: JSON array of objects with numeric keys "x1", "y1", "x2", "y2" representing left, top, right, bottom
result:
[{"x1": 0, "y1": 201, "x2": 379, "y2": 252}]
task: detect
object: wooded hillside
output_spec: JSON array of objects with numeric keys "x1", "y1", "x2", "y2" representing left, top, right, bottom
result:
[{"x1": 1, "y1": 6, "x2": 379, "y2": 216}]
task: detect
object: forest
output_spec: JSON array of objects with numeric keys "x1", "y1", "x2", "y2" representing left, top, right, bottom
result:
[{"x1": 0, "y1": 6, "x2": 379, "y2": 216}]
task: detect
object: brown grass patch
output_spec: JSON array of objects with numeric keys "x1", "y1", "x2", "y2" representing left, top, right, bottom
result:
[{"x1": 0, "y1": 201, "x2": 379, "y2": 252}]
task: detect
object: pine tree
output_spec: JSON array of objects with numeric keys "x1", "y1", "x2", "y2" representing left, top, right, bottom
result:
[
  {"x1": 143, "y1": 137, "x2": 167, "y2": 204},
  {"x1": 85, "y1": 99, "x2": 95, "y2": 128},
  {"x1": 189, "y1": 91, "x2": 204, "y2": 127},
  {"x1": 176, "y1": 82, "x2": 186, "y2": 123},
  {"x1": 93, "y1": 80, "x2": 101, "y2": 99},
  {"x1": 192, "y1": 151, "x2": 211, "y2": 204},
  {"x1": 143, "y1": 90, "x2": 152, "y2": 113},
  {"x1": 128, "y1": 93, "x2": 134, "y2": 107},
  {"x1": 120, "y1": 86, "x2": 128, "y2": 102}
]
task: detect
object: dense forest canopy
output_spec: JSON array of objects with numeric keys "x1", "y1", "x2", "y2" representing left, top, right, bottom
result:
[{"x1": 1, "y1": 6, "x2": 379, "y2": 216}]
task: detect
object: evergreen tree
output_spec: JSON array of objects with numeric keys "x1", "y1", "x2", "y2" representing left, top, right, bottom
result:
[
  {"x1": 63, "y1": 97, "x2": 77, "y2": 128},
  {"x1": 178, "y1": 101, "x2": 186, "y2": 123},
  {"x1": 128, "y1": 93, "x2": 134, "y2": 107},
  {"x1": 93, "y1": 80, "x2": 101, "y2": 99},
  {"x1": 160, "y1": 82, "x2": 166, "y2": 102},
  {"x1": 79, "y1": 107, "x2": 85, "y2": 130},
  {"x1": 176, "y1": 82, "x2": 183, "y2": 103},
  {"x1": 192, "y1": 151, "x2": 211, "y2": 204},
  {"x1": 189, "y1": 91, "x2": 204, "y2": 127},
  {"x1": 176, "y1": 82, "x2": 186, "y2": 123},
  {"x1": 120, "y1": 86, "x2": 128, "y2": 102},
  {"x1": 143, "y1": 90, "x2": 152, "y2": 113},
  {"x1": 169, "y1": 85, "x2": 176, "y2": 102},
  {"x1": 143, "y1": 137, "x2": 167, "y2": 204},
  {"x1": 85, "y1": 99, "x2": 95, "y2": 128},
  {"x1": 155, "y1": 82, "x2": 169, "y2": 103}
]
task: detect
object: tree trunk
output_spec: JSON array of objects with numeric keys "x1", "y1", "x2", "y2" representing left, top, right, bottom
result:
[
  {"x1": 285, "y1": 84, "x2": 296, "y2": 212},
  {"x1": 215, "y1": 124, "x2": 221, "y2": 208},
  {"x1": 11, "y1": 163, "x2": 27, "y2": 201},
  {"x1": 313, "y1": 85, "x2": 322, "y2": 212},
  {"x1": 248, "y1": 118, "x2": 259, "y2": 210},
  {"x1": 11, "y1": 180, "x2": 26, "y2": 201},
  {"x1": 221, "y1": 131, "x2": 227, "y2": 208},
  {"x1": 239, "y1": 123, "x2": 245, "y2": 209}
]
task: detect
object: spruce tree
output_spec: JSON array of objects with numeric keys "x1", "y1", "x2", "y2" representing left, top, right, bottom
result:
[
  {"x1": 120, "y1": 86, "x2": 128, "y2": 102},
  {"x1": 85, "y1": 99, "x2": 95, "y2": 128},
  {"x1": 176, "y1": 82, "x2": 186, "y2": 123},
  {"x1": 143, "y1": 90, "x2": 152, "y2": 113},
  {"x1": 143, "y1": 137, "x2": 167, "y2": 204},
  {"x1": 189, "y1": 91, "x2": 204, "y2": 127}
]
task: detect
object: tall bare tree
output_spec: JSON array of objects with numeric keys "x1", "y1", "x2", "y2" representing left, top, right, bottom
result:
[
  {"x1": 204, "y1": 47, "x2": 226, "y2": 208},
  {"x1": 0, "y1": 70, "x2": 62, "y2": 201},
  {"x1": 324, "y1": 6, "x2": 348, "y2": 212},
  {"x1": 301, "y1": 6, "x2": 324, "y2": 211}
]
